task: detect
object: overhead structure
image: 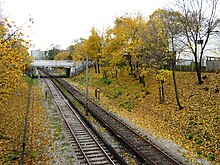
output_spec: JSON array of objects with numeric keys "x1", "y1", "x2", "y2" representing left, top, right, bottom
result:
[{"x1": 31, "y1": 60, "x2": 85, "y2": 77}]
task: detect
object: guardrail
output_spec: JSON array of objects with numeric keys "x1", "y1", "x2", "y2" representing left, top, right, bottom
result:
[{"x1": 31, "y1": 60, "x2": 75, "y2": 68}]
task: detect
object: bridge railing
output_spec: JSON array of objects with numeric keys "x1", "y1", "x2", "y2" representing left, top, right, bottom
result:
[{"x1": 31, "y1": 60, "x2": 75, "y2": 68}]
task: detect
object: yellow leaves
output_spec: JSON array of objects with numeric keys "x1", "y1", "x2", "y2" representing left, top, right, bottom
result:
[
  {"x1": 0, "y1": 17, "x2": 30, "y2": 104},
  {"x1": 82, "y1": 27, "x2": 103, "y2": 61},
  {"x1": 55, "y1": 51, "x2": 72, "y2": 60},
  {"x1": 72, "y1": 67, "x2": 220, "y2": 162},
  {"x1": 141, "y1": 68, "x2": 171, "y2": 88},
  {"x1": 141, "y1": 67, "x2": 156, "y2": 76},
  {"x1": 0, "y1": 79, "x2": 28, "y2": 162},
  {"x1": 156, "y1": 69, "x2": 172, "y2": 81},
  {"x1": 0, "y1": 80, "x2": 53, "y2": 164}
]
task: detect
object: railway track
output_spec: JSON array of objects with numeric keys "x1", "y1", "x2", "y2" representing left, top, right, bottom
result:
[
  {"x1": 45, "y1": 71, "x2": 180, "y2": 165},
  {"x1": 42, "y1": 72, "x2": 126, "y2": 165}
]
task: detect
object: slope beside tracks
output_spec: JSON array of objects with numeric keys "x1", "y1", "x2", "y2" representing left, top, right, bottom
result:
[
  {"x1": 0, "y1": 77, "x2": 48, "y2": 164},
  {"x1": 0, "y1": 76, "x2": 74, "y2": 164}
]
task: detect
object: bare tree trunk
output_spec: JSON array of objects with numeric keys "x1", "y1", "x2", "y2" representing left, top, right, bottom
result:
[
  {"x1": 142, "y1": 75, "x2": 146, "y2": 87},
  {"x1": 115, "y1": 67, "x2": 118, "y2": 78},
  {"x1": 158, "y1": 80, "x2": 165, "y2": 104},
  {"x1": 97, "y1": 59, "x2": 100, "y2": 74},
  {"x1": 128, "y1": 59, "x2": 133, "y2": 76},
  {"x1": 172, "y1": 62, "x2": 183, "y2": 110},
  {"x1": 94, "y1": 62, "x2": 97, "y2": 73},
  {"x1": 103, "y1": 70, "x2": 107, "y2": 80},
  {"x1": 159, "y1": 85, "x2": 162, "y2": 104},
  {"x1": 161, "y1": 80, "x2": 165, "y2": 103},
  {"x1": 139, "y1": 75, "x2": 146, "y2": 87},
  {"x1": 194, "y1": 57, "x2": 203, "y2": 84},
  {"x1": 126, "y1": 53, "x2": 133, "y2": 76}
]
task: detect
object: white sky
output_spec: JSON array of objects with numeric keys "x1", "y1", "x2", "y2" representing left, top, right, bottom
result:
[{"x1": 2, "y1": 0, "x2": 168, "y2": 50}]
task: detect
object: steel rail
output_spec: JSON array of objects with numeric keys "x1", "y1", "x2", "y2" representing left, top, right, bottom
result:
[
  {"x1": 42, "y1": 72, "x2": 120, "y2": 165},
  {"x1": 48, "y1": 73, "x2": 180, "y2": 165}
]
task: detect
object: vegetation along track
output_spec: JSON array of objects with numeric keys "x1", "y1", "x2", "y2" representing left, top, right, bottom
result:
[
  {"x1": 41, "y1": 71, "x2": 126, "y2": 165},
  {"x1": 45, "y1": 71, "x2": 180, "y2": 165}
]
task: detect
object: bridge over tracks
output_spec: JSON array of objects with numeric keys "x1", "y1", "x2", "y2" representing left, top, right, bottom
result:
[{"x1": 31, "y1": 60, "x2": 86, "y2": 77}]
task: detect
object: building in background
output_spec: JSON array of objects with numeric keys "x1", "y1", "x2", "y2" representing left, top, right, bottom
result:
[
  {"x1": 173, "y1": 31, "x2": 220, "y2": 71},
  {"x1": 31, "y1": 49, "x2": 46, "y2": 60}
]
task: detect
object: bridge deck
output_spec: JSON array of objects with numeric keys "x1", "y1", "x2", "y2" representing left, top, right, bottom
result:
[{"x1": 31, "y1": 60, "x2": 76, "y2": 68}]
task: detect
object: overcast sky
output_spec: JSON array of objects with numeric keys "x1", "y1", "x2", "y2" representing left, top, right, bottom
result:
[{"x1": 2, "y1": 0, "x2": 168, "y2": 50}]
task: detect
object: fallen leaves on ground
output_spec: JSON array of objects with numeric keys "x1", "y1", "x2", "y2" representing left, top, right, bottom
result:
[
  {"x1": 69, "y1": 67, "x2": 220, "y2": 163},
  {"x1": 0, "y1": 77, "x2": 52, "y2": 164}
]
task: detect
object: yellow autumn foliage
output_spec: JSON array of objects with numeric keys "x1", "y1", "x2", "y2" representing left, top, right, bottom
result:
[
  {"x1": 70, "y1": 67, "x2": 220, "y2": 163},
  {"x1": 0, "y1": 18, "x2": 31, "y2": 105},
  {"x1": 55, "y1": 51, "x2": 72, "y2": 60},
  {"x1": 0, "y1": 79, "x2": 52, "y2": 164},
  {"x1": 156, "y1": 69, "x2": 172, "y2": 85}
]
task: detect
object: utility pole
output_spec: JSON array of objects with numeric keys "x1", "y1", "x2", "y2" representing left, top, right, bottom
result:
[{"x1": 85, "y1": 56, "x2": 89, "y2": 115}]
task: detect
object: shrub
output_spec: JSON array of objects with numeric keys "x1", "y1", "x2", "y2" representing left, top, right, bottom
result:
[
  {"x1": 196, "y1": 138, "x2": 203, "y2": 145},
  {"x1": 188, "y1": 133, "x2": 193, "y2": 140},
  {"x1": 113, "y1": 88, "x2": 122, "y2": 99},
  {"x1": 10, "y1": 152, "x2": 19, "y2": 160},
  {"x1": 120, "y1": 102, "x2": 133, "y2": 112},
  {"x1": 196, "y1": 150, "x2": 202, "y2": 155},
  {"x1": 207, "y1": 153, "x2": 216, "y2": 161},
  {"x1": 31, "y1": 150, "x2": 37, "y2": 158},
  {"x1": 102, "y1": 78, "x2": 112, "y2": 85}
]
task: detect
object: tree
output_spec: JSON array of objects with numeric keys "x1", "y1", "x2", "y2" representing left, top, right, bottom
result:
[
  {"x1": 55, "y1": 51, "x2": 72, "y2": 60},
  {"x1": 67, "y1": 45, "x2": 75, "y2": 52},
  {"x1": 142, "y1": 10, "x2": 169, "y2": 68},
  {"x1": 47, "y1": 44, "x2": 61, "y2": 60},
  {"x1": 144, "y1": 9, "x2": 183, "y2": 109},
  {"x1": 156, "y1": 69, "x2": 172, "y2": 103},
  {"x1": 174, "y1": 0, "x2": 220, "y2": 84},
  {"x1": 71, "y1": 38, "x2": 86, "y2": 64},
  {"x1": 83, "y1": 27, "x2": 103, "y2": 74},
  {"x1": 159, "y1": 9, "x2": 184, "y2": 109},
  {"x1": 104, "y1": 14, "x2": 147, "y2": 77},
  {"x1": 0, "y1": 14, "x2": 30, "y2": 105}
]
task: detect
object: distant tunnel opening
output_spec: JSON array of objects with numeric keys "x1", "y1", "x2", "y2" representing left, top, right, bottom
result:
[{"x1": 65, "y1": 68, "x2": 71, "y2": 77}]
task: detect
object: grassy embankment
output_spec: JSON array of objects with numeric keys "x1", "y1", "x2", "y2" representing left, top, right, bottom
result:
[{"x1": 68, "y1": 66, "x2": 220, "y2": 163}]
